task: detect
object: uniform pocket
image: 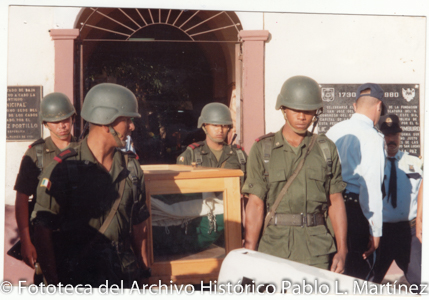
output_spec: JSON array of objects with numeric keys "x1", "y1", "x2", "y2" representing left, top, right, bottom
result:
[
  {"x1": 269, "y1": 168, "x2": 286, "y2": 183},
  {"x1": 306, "y1": 225, "x2": 335, "y2": 257},
  {"x1": 259, "y1": 227, "x2": 291, "y2": 258},
  {"x1": 307, "y1": 167, "x2": 327, "y2": 202}
]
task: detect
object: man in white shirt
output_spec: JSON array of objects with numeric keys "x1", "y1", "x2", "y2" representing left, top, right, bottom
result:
[
  {"x1": 326, "y1": 83, "x2": 386, "y2": 280},
  {"x1": 371, "y1": 114, "x2": 422, "y2": 287}
]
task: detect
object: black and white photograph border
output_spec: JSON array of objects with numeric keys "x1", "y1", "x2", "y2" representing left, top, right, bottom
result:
[{"x1": 0, "y1": 0, "x2": 428, "y2": 298}]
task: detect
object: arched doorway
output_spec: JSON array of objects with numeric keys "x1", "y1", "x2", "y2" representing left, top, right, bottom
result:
[{"x1": 75, "y1": 8, "x2": 242, "y2": 163}]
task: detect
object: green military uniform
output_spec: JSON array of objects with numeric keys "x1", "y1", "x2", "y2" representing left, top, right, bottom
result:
[
  {"x1": 167, "y1": 141, "x2": 246, "y2": 253},
  {"x1": 14, "y1": 136, "x2": 78, "y2": 204},
  {"x1": 242, "y1": 128, "x2": 346, "y2": 268},
  {"x1": 31, "y1": 137, "x2": 149, "y2": 287},
  {"x1": 177, "y1": 141, "x2": 246, "y2": 168}
]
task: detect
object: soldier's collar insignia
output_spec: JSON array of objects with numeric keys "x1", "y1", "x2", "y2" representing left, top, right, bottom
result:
[{"x1": 386, "y1": 117, "x2": 393, "y2": 127}]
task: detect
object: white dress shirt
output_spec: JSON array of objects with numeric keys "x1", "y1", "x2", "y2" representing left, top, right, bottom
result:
[{"x1": 326, "y1": 113, "x2": 385, "y2": 237}]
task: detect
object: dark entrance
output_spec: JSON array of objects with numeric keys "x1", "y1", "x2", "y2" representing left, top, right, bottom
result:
[{"x1": 76, "y1": 8, "x2": 242, "y2": 164}]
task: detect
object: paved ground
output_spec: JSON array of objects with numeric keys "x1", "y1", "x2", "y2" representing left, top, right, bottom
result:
[{"x1": 3, "y1": 204, "x2": 407, "y2": 286}]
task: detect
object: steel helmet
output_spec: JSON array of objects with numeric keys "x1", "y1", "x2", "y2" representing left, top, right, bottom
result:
[
  {"x1": 81, "y1": 83, "x2": 141, "y2": 125},
  {"x1": 275, "y1": 76, "x2": 323, "y2": 111},
  {"x1": 197, "y1": 102, "x2": 233, "y2": 128},
  {"x1": 40, "y1": 92, "x2": 76, "y2": 122}
]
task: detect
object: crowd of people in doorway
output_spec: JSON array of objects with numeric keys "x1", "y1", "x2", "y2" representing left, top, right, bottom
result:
[{"x1": 11, "y1": 77, "x2": 423, "y2": 291}]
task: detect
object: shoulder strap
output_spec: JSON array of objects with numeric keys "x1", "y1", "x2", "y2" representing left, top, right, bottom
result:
[
  {"x1": 255, "y1": 133, "x2": 275, "y2": 178},
  {"x1": 263, "y1": 134, "x2": 318, "y2": 234},
  {"x1": 59, "y1": 146, "x2": 80, "y2": 190},
  {"x1": 233, "y1": 145, "x2": 247, "y2": 165},
  {"x1": 236, "y1": 148, "x2": 246, "y2": 167},
  {"x1": 316, "y1": 135, "x2": 332, "y2": 176},
  {"x1": 233, "y1": 145, "x2": 247, "y2": 183},
  {"x1": 35, "y1": 143, "x2": 44, "y2": 171},
  {"x1": 29, "y1": 138, "x2": 45, "y2": 171},
  {"x1": 127, "y1": 156, "x2": 140, "y2": 235},
  {"x1": 262, "y1": 137, "x2": 274, "y2": 178},
  {"x1": 98, "y1": 155, "x2": 129, "y2": 235},
  {"x1": 316, "y1": 135, "x2": 333, "y2": 206}
]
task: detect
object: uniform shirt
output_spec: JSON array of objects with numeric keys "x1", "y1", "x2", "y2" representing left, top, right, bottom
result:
[
  {"x1": 326, "y1": 113, "x2": 385, "y2": 237},
  {"x1": 383, "y1": 151, "x2": 423, "y2": 223},
  {"x1": 177, "y1": 140, "x2": 246, "y2": 168},
  {"x1": 242, "y1": 129, "x2": 346, "y2": 265},
  {"x1": 177, "y1": 140, "x2": 247, "y2": 186},
  {"x1": 31, "y1": 137, "x2": 149, "y2": 249},
  {"x1": 14, "y1": 136, "x2": 78, "y2": 197}
]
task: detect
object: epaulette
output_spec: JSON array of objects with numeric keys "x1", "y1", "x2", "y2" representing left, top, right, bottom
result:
[
  {"x1": 28, "y1": 138, "x2": 45, "y2": 149},
  {"x1": 53, "y1": 148, "x2": 78, "y2": 163},
  {"x1": 255, "y1": 132, "x2": 275, "y2": 142},
  {"x1": 187, "y1": 141, "x2": 204, "y2": 150},
  {"x1": 232, "y1": 144, "x2": 245, "y2": 151}
]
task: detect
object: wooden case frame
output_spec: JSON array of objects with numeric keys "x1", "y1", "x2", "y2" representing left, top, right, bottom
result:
[{"x1": 141, "y1": 164, "x2": 243, "y2": 284}]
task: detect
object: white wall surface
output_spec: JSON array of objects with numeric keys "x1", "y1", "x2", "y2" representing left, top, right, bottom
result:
[
  {"x1": 1, "y1": 0, "x2": 429, "y2": 290},
  {"x1": 3, "y1": 8, "x2": 427, "y2": 202},
  {"x1": 264, "y1": 13, "x2": 426, "y2": 134},
  {"x1": 236, "y1": 11, "x2": 263, "y2": 30},
  {"x1": 6, "y1": 6, "x2": 58, "y2": 205}
]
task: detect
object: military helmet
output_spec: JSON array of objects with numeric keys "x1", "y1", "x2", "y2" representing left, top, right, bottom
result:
[
  {"x1": 197, "y1": 102, "x2": 233, "y2": 128},
  {"x1": 275, "y1": 75, "x2": 323, "y2": 111},
  {"x1": 40, "y1": 92, "x2": 76, "y2": 122},
  {"x1": 81, "y1": 83, "x2": 141, "y2": 125}
]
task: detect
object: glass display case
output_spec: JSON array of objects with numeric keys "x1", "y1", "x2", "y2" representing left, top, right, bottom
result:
[{"x1": 141, "y1": 164, "x2": 243, "y2": 284}]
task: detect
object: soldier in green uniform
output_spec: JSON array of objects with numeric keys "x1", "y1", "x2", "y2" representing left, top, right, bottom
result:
[
  {"x1": 14, "y1": 92, "x2": 78, "y2": 270},
  {"x1": 177, "y1": 102, "x2": 247, "y2": 180},
  {"x1": 243, "y1": 76, "x2": 348, "y2": 272},
  {"x1": 173, "y1": 102, "x2": 246, "y2": 251},
  {"x1": 31, "y1": 83, "x2": 150, "y2": 287}
]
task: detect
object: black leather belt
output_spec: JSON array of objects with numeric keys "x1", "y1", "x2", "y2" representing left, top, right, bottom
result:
[
  {"x1": 268, "y1": 213, "x2": 325, "y2": 227},
  {"x1": 384, "y1": 218, "x2": 416, "y2": 228},
  {"x1": 343, "y1": 191, "x2": 359, "y2": 203}
]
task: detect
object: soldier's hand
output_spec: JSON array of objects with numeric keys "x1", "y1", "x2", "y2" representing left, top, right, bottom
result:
[
  {"x1": 362, "y1": 235, "x2": 379, "y2": 259},
  {"x1": 330, "y1": 251, "x2": 346, "y2": 273},
  {"x1": 21, "y1": 240, "x2": 37, "y2": 269}
]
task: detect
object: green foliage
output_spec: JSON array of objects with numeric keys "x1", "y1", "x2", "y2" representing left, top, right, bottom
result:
[{"x1": 86, "y1": 56, "x2": 190, "y2": 108}]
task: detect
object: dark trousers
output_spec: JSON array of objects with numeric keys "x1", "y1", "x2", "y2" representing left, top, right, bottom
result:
[
  {"x1": 344, "y1": 200, "x2": 375, "y2": 280},
  {"x1": 371, "y1": 220, "x2": 421, "y2": 286}
]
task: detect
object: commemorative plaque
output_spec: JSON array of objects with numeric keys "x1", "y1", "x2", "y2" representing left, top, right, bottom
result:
[
  {"x1": 318, "y1": 84, "x2": 421, "y2": 156},
  {"x1": 7, "y1": 86, "x2": 42, "y2": 141}
]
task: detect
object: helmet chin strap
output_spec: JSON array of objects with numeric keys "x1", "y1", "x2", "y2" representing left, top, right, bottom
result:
[
  {"x1": 282, "y1": 109, "x2": 308, "y2": 134},
  {"x1": 108, "y1": 126, "x2": 126, "y2": 148},
  {"x1": 285, "y1": 119, "x2": 308, "y2": 134},
  {"x1": 282, "y1": 108, "x2": 322, "y2": 135}
]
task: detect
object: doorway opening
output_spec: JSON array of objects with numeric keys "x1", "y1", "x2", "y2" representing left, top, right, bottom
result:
[{"x1": 75, "y1": 8, "x2": 242, "y2": 163}]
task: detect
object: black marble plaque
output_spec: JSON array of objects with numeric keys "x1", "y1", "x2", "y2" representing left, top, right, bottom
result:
[
  {"x1": 7, "y1": 86, "x2": 42, "y2": 141},
  {"x1": 318, "y1": 84, "x2": 421, "y2": 156}
]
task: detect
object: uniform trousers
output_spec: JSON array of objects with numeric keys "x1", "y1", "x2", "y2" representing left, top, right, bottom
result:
[
  {"x1": 344, "y1": 198, "x2": 375, "y2": 280},
  {"x1": 371, "y1": 220, "x2": 421, "y2": 287}
]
